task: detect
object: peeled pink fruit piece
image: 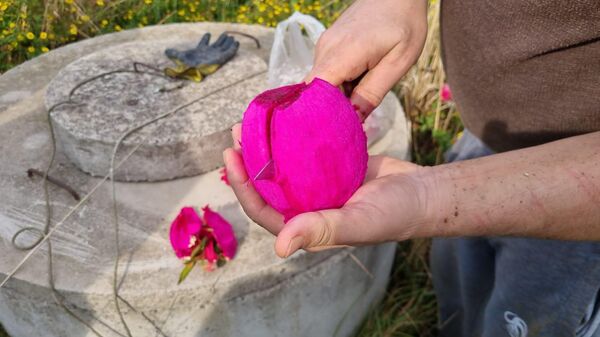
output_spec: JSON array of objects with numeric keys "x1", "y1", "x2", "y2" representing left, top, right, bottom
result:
[{"x1": 241, "y1": 78, "x2": 368, "y2": 222}]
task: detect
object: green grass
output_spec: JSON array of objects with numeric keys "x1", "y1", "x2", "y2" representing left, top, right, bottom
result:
[
  {"x1": 0, "y1": 1, "x2": 461, "y2": 336},
  {"x1": 0, "y1": 324, "x2": 7, "y2": 337},
  {"x1": 356, "y1": 240, "x2": 438, "y2": 336}
]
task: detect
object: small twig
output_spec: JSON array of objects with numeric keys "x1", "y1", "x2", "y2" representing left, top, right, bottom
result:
[
  {"x1": 224, "y1": 30, "x2": 261, "y2": 49},
  {"x1": 156, "y1": 11, "x2": 176, "y2": 25},
  {"x1": 27, "y1": 168, "x2": 80, "y2": 201},
  {"x1": 348, "y1": 251, "x2": 374, "y2": 279}
]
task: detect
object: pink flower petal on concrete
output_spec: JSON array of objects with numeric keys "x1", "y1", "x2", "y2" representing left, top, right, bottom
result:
[
  {"x1": 169, "y1": 207, "x2": 203, "y2": 259},
  {"x1": 241, "y1": 78, "x2": 368, "y2": 221},
  {"x1": 203, "y1": 239, "x2": 219, "y2": 263},
  {"x1": 202, "y1": 205, "x2": 237, "y2": 259},
  {"x1": 202, "y1": 240, "x2": 218, "y2": 272}
]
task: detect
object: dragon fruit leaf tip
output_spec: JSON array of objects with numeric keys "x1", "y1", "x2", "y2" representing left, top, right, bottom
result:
[{"x1": 241, "y1": 77, "x2": 368, "y2": 221}]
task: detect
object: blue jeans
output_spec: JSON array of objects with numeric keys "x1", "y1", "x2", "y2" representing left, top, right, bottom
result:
[{"x1": 431, "y1": 130, "x2": 600, "y2": 337}]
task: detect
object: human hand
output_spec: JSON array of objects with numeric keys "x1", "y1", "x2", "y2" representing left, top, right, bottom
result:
[
  {"x1": 305, "y1": 0, "x2": 428, "y2": 119},
  {"x1": 223, "y1": 124, "x2": 434, "y2": 258}
]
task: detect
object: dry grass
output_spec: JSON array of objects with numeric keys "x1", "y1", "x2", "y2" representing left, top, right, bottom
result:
[
  {"x1": 398, "y1": 1, "x2": 462, "y2": 166},
  {"x1": 356, "y1": 240, "x2": 438, "y2": 337}
]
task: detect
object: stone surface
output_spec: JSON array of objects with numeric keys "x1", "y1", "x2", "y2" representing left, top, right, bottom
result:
[
  {"x1": 46, "y1": 40, "x2": 267, "y2": 182},
  {"x1": 0, "y1": 22, "x2": 410, "y2": 337}
]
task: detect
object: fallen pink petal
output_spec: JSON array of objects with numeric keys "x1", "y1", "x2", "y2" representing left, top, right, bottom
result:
[
  {"x1": 241, "y1": 78, "x2": 368, "y2": 221},
  {"x1": 169, "y1": 207, "x2": 203, "y2": 259},
  {"x1": 169, "y1": 206, "x2": 238, "y2": 281},
  {"x1": 203, "y1": 239, "x2": 219, "y2": 264},
  {"x1": 203, "y1": 205, "x2": 237, "y2": 259}
]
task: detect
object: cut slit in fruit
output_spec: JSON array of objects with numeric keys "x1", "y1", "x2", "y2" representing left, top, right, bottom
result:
[{"x1": 252, "y1": 83, "x2": 305, "y2": 182}]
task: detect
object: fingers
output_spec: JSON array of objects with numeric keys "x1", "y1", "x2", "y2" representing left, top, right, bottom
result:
[
  {"x1": 220, "y1": 41, "x2": 239, "y2": 63},
  {"x1": 365, "y1": 155, "x2": 387, "y2": 182},
  {"x1": 231, "y1": 123, "x2": 241, "y2": 150},
  {"x1": 220, "y1": 36, "x2": 235, "y2": 51},
  {"x1": 350, "y1": 42, "x2": 415, "y2": 118},
  {"x1": 305, "y1": 42, "x2": 410, "y2": 120},
  {"x1": 365, "y1": 155, "x2": 411, "y2": 182},
  {"x1": 304, "y1": 57, "x2": 363, "y2": 87},
  {"x1": 198, "y1": 33, "x2": 211, "y2": 47},
  {"x1": 223, "y1": 148, "x2": 284, "y2": 235},
  {"x1": 213, "y1": 33, "x2": 227, "y2": 47}
]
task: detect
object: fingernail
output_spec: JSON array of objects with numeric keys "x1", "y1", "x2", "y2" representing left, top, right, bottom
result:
[
  {"x1": 351, "y1": 94, "x2": 375, "y2": 122},
  {"x1": 285, "y1": 236, "x2": 305, "y2": 258}
]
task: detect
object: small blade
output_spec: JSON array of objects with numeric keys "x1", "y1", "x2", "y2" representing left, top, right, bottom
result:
[{"x1": 254, "y1": 159, "x2": 275, "y2": 181}]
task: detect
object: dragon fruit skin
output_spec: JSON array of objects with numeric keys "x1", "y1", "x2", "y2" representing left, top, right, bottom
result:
[{"x1": 241, "y1": 78, "x2": 368, "y2": 221}]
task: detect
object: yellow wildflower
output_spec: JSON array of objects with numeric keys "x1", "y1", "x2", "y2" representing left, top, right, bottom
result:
[
  {"x1": 65, "y1": 0, "x2": 73, "y2": 3},
  {"x1": 144, "y1": 0, "x2": 152, "y2": 4},
  {"x1": 101, "y1": 19, "x2": 108, "y2": 27},
  {"x1": 114, "y1": 25, "x2": 122, "y2": 31},
  {"x1": 69, "y1": 24, "x2": 78, "y2": 35},
  {"x1": 27, "y1": 46, "x2": 35, "y2": 53},
  {"x1": 81, "y1": 15, "x2": 90, "y2": 22},
  {"x1": 41, "y1": 46, "x2": 49, "y2": 53},
  {"x1": 40, "y1": 32, "x2": 47, "y2": 40},
  {"x1": 26, "y1": 32, "x2": 35, "y2": 40},
  {"x1": 96, "y1": 0, "x2": 105, "y2": 6}
]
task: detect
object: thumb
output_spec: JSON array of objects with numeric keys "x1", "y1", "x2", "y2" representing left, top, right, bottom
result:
[
  {"x1": 274, "y1": 206, "x2": 373, "y2": 258},
  {"x1": 351, "y1": 42, "x2": 415, "y2": 120}
]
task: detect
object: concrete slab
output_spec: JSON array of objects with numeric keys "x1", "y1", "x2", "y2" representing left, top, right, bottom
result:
[
  {"x1": 46, "y1": 40, "x2": 267, "y2": 181},
  {"x1": 0, "y1": 22, "x2": 410, "y2": 337}
]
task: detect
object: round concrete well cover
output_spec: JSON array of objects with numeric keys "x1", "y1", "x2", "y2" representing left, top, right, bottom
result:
[{"x1": 45, "y1": 39, "x2": 267, "y2": 182}]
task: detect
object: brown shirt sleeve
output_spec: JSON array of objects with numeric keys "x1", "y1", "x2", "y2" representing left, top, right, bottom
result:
[{"x1": 441, "y1": 0, "x2": 600, "y2": 152}]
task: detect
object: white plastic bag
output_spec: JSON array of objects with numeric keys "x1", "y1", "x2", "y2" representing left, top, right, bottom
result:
[
  {"x1": 268, "y1": 12, "x2": 325, "y2": 87},
  {"x1": 268, "y1": 12, "x2": 399, "y2": 146}
]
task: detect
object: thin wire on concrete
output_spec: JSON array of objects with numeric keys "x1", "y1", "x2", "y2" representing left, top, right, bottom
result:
[
  {"x1": 2, "y1": 31, "x2": 376, "y2": 337},
  {"x1": 1, "y1": 59, "x2": 267, "y2": 336}
]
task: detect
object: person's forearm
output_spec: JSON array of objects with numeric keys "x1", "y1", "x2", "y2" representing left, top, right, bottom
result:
[{"x1": 419, "y1": 131, "x2": 600, "y2": 240}]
